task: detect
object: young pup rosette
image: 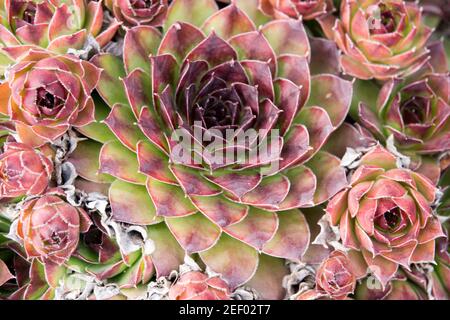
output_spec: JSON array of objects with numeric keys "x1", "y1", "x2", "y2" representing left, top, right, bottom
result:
[
  {"x1": 168, "y1": 271, "x2": 231, "y2": 300},
  {"x1": 16, "y1": 189, "x2": 92, "y2": 266},
  {"x1": 318, "y1": 0, "x2": 433, "y2": 80},
  {"x1": 354, "y1": 42, "x2": 450, "y2": 182},
  {"x1": 73, "y1": 0, "x2": 352, "y2": 296},
  {"x1": 0, "y1": 142, "x2": 53, "y2": 198},
  {"x1": 0, "y1": 49, "x2": 100, "y2": 147},
  {"x1": 0, "y1": 0, "x2": 120, "y2": 75},
  {"x1": 297, "y1": 250, "x2": 359, "y2": 300},
  {"x1": 105, "y1": 0, "x2": 168, "y2": 26},
  {"x1": 326, "y1": 146, "x2": 445, "y2": 286}
]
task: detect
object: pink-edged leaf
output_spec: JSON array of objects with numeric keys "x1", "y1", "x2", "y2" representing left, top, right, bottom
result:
[
  {"x1": 410, "y1": 240, "x2": 436, "y2": 264},
  {"x1": 85, "y1": 0, "x2": 103, "y2": 36},
  {"x1": 0, "y1": 259, "x2": 14, "y2": 286},
  {"x1": 137, "y1": 140, "x2": 177, "y2": 184},
  {"x1": 366, "y1": 179, "x2": 407, "y2": 199},
  {"x1": 348, "y1": 181, "x2": 374, "y2": 217},
  {"x1": 146, "y1": 177, "x2": 197, "y2": 217},
  {"x1": 110, "y1": 179, "x2": 161, "y2": 225},
  {"x1": 362, "y1": 249, "x2": 399, "y2": 288},
  {"x1": 104, "y1": 103, "x2": 146, "y2": 151},
  {"x1": 307, "y1": 74, "x2": 352, "y2": 128},
  {"x1": 48, "y1": 3, "x2": 79, "y2": 39},
  {"x1": 274, "y1": 78, "x2": 301, "y2": 135},
  {"x1": 185, "y1": 32, "x2": 237, "y2": 67},
  {"x1": 224, "y1": 207, "x2": 278, "y2": 250},
  {"x1": 147, "y1": 223, "x2": 185, "y2": 277},
  {"x1": 99, "y1": 140, "x2": 147, "y2": 184},
  {"x1": 355, "y1": 198, "x2": 377, "y2": 235},
  {"x1": 294, "y1": 106, "x2": 333, "y2": 162},
  {"x1": 123, "y1": 68, "x2": 154, "y2": 118},
  {"x1": 124, "y1": 26, "x2": 161, "y2": 74},
  {"x1": 262, "y1": 209, "x2": 310, "y2": 261},
  {"x1": 340, "y1": 55, "x2": 373, "y2": 80},
  {"x1": 24, "y1": 259, "x2": 48, "y2": 300},
  {"x1": 199, "y1": 234, "x2": 259, "y2": 289},
  {"x1": 77, "y1": 104, "x2": 115, "y2": 143},
  {"x1": 169, "y1": 165, "x2": 221, "y2": 196},
  {"x1": 358, "y1": 102, "x2": 384, "y2": 139},
  {"x1": 166, "y1": 212, "x2": 221, "y2": 253},
  {"x1": 278, "y1": 124, "x2": 310, "y2": 171},
  {"x1": 417, "y1": 218, "x2": 445, "y2": 244},
  {"x1": 306, "y1": 151, "x2": 348, "y2": 205},
  {"x1": 151, "y1": 53, "x2": 178, "y2": 95},
  {"x1": 165, "y1": 0, "x2": 218, "y2": 29},
  {"x1": 190, "y1": 195, "x2": 249, "y2": 227},
  {"x1": 260, "y1": 19, "x2": 309, "y2": 57},
  {"x1": 326, "y1": 189, "x2": 349, "y2": 226},
  {"x1": 245, "y1": 254, "x2": 288, "y2": 300},
  {"x1": 340, "y1": 210, "x2": 362, "y2": 250},
  {"x1": 277, "y1": 54, "x2": 310, "y2": 107},
  {"x1": 15, "y1": 24, "x2": 49, "y2": 47},
  {"x1": 278, "y1": 165, "x2": 317, "y2": 210},
  {"x1": 360, "y1": 146, "x2": 397, "y2": 170},
  {"x1": 229, "y1": 31, "x2": 277, "y2": 75},
  {"x1": 158, "y1": 21, "x2": 205, "y2": 63},
  {"x1": 47, "y1": 30, "x2": 87, "y2": 53},
  {"x1": 309, "y1": 37, "x2": 340, "y2": 75},
  {"x1": 95, "y1": 19, "x2": 121, "y2": 47},
  {"x1": 242, "y1": 60, "x2": 275, "y2": 100},
  {"x1": 380, "y1": 241, "x2": 417, "y2": 268},
  {"x1": 68, "y1": 140, "x2": 115, "y2": 184},
  {"x1": 203, "y1": 169, "x2": 262, "y2": 200},
  {"x1": 202, "y1": 4, "x2": 255, "y2": 39},
  {"x1": 138, "y1": 107, "x2": 168, "y2": 154},
  {"x1": 43, "y1": 263, "x2": 66, "y2": 288},
  {"x1": 411, "y1": 172, "x2": 436, "y2": 203},
  {"x1": 240, "y1": 174, "x2": 290, "y2": 210},
  {"x1": 91, "y1": 54, "x2": 128, "y2": 107},
  {"x1": 350, "y1": 165, "x2": 385, "y2": 185}
]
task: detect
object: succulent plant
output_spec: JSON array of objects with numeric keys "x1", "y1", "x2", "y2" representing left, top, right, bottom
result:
[
  {"x1": 0, "y1": 0, "x2": 448, "y2": 301},
  {"x1": 302, "y1": 250, "x2": 358, "y2": 300},
  {"x1": 352, "y1": 41, "x2": 450, "y2": 183},
  {"x1": 0, "y1": 0, "x2": 120, "y2": 76},
  {"x1": 0, "y1": 142, "x2": 53, "y2": 198},
  {"x1": 318, "y1": 0, "x2": 433, "y2": 80},
  {"x1": 0, "y1": 49, "x2": 100, "y2": 147},
  {"x1": 16, "y1": 188, "x2": 92, "y2": 265},
  {"x1": 76, "y1": 0, "x2": 352, "y2": 293},
  {"x1": 326, "y1": 146, "x2": 445, "y2": 286}
]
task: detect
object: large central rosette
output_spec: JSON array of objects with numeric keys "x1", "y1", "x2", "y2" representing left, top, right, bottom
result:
[{"x1": 75, "y1": 0, "x2": 352, "y2": 292}]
